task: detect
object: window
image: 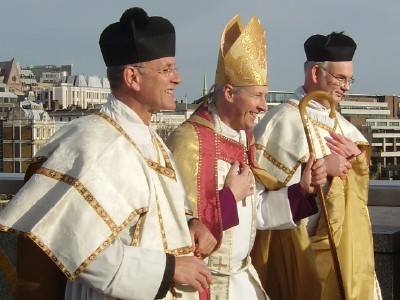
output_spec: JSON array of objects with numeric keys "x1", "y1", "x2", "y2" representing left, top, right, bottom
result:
[
  {"x1": 13, "y1": 127, "x2": 20, "y2": 139},
  {"x1": 14, "y1": 161, "x2": 20, "y2": 173},
  {"x1": 14, "y1": 143, "x2": 20, "y2": 158}
]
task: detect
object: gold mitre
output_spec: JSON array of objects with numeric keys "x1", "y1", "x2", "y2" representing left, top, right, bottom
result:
[{"x1": 215, "y1": 14, "x2": 268, "y2": 86}]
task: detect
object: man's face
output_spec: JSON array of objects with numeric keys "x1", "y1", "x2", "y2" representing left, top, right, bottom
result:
[
  {"x1": 137, "y1": 56, "x2": 181, "y2": 113},
  {"x1": 316, "y1": 61, "x2": 354, "y2": 107},
  {"x1": 229, "y1": 85, "x2": 268, "y2": 131}
]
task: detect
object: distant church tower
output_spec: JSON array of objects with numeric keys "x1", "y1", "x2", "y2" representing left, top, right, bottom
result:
[{"x1": 202, "y1": 72, "x2": 208, "y2": 97}]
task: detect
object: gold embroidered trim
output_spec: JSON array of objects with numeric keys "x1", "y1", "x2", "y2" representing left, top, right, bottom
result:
[
  {"x1": 311, "y1": 120, "x2": 328, "y2": 157},
  {"x1": 214, "y1": 130, "x2": 220, "y2": 226},
  {"x1": 0, "y1": 225, "x2": 17, "y2": 234},
  {"x1": 69, "y1": 206, "x2": 147, "y2": 280},
  {"x1": 310, "y1": 118, "x2": 337, "y2": 132},
  {"x1": 290, "y1": 100, "x2": 342, "y2": 158},
  {"x1": 156, "y1": 196, "x2": 170, "y2": 251},
  {"x1": 28, "y1": 233, "x2": 71, "y2": 277},
  {"x1": 31, "y1": 167, "x2": 150, "y2": 279},
  {"x1": 37, "y1": 167, "x2": 117, "y2": 230},
  {"x1": 284, "y1": 155, "x2": 308, "y2": 185},
  {"x1": 208, "y1": 230, "x2": 232, "y2": 300},
  {"x1": 166, "y1": 245, "x2": 194, "y2": 256},
  {"x1": 287, "y1": 101, "x2": 298, "y2": 109},
  {"x1": 289, "y1": 100, "x2": 338, "y2": 130},
  {"x1": 131, "y1": 212, "x2": 146, "y2": 247},
  {"x1": 95, "y1": 112, "x2": 177, "y2": 181},
  {"x1": 256, "y1": 144, "x2": 307, "y2": 185},
  {"x1": 256, "y1": 144, "x2": 292, "y2": 175},
  {"x1": 9, "y1": 208, "x2": 148, "y2": 281}
]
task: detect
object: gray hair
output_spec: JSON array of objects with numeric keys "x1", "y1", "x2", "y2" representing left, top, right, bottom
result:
[
  {"x1": 212, "y1": 84, "x2": 243, "y2": 101},
  {"x1": 106, "y1": 63, "x2": 146, "y2": 91},
  {"x1": 304, "y1": 61, "x2": 329, "y2": 74}
]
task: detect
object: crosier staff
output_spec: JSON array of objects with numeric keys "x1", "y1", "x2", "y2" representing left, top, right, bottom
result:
[{"x1": 299, "y1": 91, "x2": 346, "y2": 300}]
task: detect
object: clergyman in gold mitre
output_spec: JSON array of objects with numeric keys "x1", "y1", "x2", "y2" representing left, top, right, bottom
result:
[
  {"x1": 166, "y1": 12, "x2": 286, "y2": 299},
  {"x1": 215, "y1": 14, "x2": 268, "y2": 87}
]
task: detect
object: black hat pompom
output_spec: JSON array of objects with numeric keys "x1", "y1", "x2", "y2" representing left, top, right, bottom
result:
[
  {"x1": 120, "y1": 7, "x2": 149, "y2": 30},
  {"x1": 99, "y1": 7, "x2": 175, "y2": 66}
]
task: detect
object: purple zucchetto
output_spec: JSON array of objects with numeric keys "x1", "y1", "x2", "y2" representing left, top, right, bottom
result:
[
  {"x1": 99, "y1": 7, "x2": 175, "y2": 67},
  {"x1": 304, "y1": 32, "x2": 357, "y2": 62}
]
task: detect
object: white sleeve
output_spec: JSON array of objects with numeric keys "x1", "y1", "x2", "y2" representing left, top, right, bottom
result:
[
  {"x1": 255, "y1": 181, "x2": 298, "y2": 230},
  {"x1": 74, "y1": 236, "x2": 167, "y2": 300}
]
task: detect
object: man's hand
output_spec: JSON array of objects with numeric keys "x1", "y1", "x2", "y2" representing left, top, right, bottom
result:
[
  {"x1": 325, "y1": 131, "x2": 361, "y2": 159},
  {"x1": 300, "y1": 153, "x2": 327, "y2": 195},
  {"x1": 188, "y1": 218, "x2": 217, "y2": 258},
  {"x1": 224, "y1": 161, "x2": 254, "y2": 203},
  {"x1": 174, "y1": 256, "x2": 212, "y2": 293},
  {"x1": 323, "y1": 153, "x2": 352, "y2": 179}
]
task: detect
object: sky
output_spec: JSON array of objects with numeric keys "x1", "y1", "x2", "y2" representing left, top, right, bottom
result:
[{"x1": 3, "y1": 0, "x2": 400, "y2": 102}]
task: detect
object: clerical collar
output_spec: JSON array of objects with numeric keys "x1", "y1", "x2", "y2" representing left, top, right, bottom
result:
[{"x1": 209, "y1": 103, "x2": 247, "y2": 146}]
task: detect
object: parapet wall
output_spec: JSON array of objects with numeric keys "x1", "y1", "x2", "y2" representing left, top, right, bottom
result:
[
  {"x1": 0, "y1": 177, "x2": 399, "y2": 298},
  {"x1": 368, "y1": 180, "x2": 400, "y2": 300}
]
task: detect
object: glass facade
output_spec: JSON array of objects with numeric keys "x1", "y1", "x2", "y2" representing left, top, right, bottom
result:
[{"x1": 266, "y1": 91, "x2": 294, "y2": 104}]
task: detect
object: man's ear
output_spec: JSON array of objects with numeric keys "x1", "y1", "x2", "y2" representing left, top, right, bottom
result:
[
  {"x1": 223, "y1": 84, "x2": 235, "y2": 103},
  {"x1": 124, "y1": 66, "x2": 141, "y2": 91},
  {"x1": 311, "y1": 65, "x2": 321, "y2": 84}
]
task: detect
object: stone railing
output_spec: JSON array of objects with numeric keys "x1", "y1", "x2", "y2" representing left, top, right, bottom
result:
[
  {"x1": 368, "y1": 180, "x2": 400, "y2": 300},
  {"x1": 0, "y1": 176, "x2": 399, "y2": 299}
]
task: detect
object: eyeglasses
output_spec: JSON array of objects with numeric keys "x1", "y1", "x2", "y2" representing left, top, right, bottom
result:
[
  {"x1": 318, "y1": 66, "x2": 355, "y2": 87},
  {"x1": 133, "y1": 65, "x2": 178, "y2": 77}
]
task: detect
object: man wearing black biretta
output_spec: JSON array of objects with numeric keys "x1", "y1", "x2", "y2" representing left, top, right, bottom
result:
[
  {"x1": 252, "y1": 29, "x2": 382, "y2": 300},
  {"x1": 304, "y1": 31, "x2": 357, "y2": 62},
  {"x1": 0, "y1": 6, "x2": 215, "y2": 300},
  {"x1": 94, "y1": 6, "x2": 215, "y2": 299}
]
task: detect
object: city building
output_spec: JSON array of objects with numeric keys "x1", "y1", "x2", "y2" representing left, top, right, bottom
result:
[
  {"x1": 339, "y1": 94, "x2": 400, "y2": 172},
  {"x1": 365, "y1": 118, "x2": 400, "y2": 177},
  {"x1": 19, "y1": 69, "x2": 38, "y2": 94},
  {"x1": 151, "y1": 101, "x2": 199, "y2": 140},
  {"x1": 25, "y1": 64, "x2": 72, "y2": 84},
  {"x1": 0, "y1": 59, "x2": 22, "y2": 94},
  {"x1": 0, "y1": 84, "x2": 18, "y2": 120},
  {"x1": 1, "y1": 100, "x2": 55, "y2": 173},
  {"x1": 36, "y1": 75, "x2": 110, "y2": 110}
]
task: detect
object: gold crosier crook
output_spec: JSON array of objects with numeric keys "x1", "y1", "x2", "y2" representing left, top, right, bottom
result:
[{"x1": 299, "y1": 91, "x2": 346, "y2": 300}]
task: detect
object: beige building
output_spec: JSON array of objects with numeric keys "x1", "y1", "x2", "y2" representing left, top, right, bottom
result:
[
  {"x1": 36, "y1": 75, "x2": 110, "y2": 110},
  {"x1": 1, "y1": 100, "x2": 55, "y2": 173},
  {"x1": 0, "y1": 84, "x2": 18, "y2": 119},
  {"x1": 339, "y1": 95, "x2": 400, "y2": 171}
]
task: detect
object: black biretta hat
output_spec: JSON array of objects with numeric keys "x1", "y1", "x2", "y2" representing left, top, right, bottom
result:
[
  {"x1": 99, "y1": 7, "x2": 175, "y2": 67},
  {"x1": 304, "y1": 32, "x2": 357, "y2": 62}
]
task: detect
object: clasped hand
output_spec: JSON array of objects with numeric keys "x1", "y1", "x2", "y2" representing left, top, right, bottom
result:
[
  {"x1": 324, "y1": 131, "x2": 361, "y2": 179},
  {"x1": 224, "y1": 161, "x2": 254, "y2": 202}
]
